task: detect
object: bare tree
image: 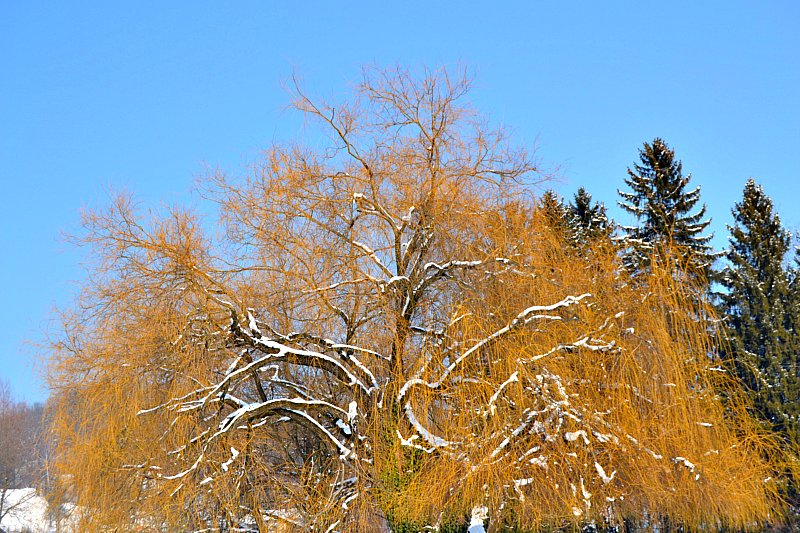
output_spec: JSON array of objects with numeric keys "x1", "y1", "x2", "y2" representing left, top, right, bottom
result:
[
  {"x1": 48, "y1": 67, "x2": 787, "y2": 532},
  {"x1": 0, "y1": 381, "x2": 44, "y2": 525}
]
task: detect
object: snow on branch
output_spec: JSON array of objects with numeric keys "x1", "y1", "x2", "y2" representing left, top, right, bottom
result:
[{"x1": 398, "y1": 293, "x2": 591, "y2": 402}]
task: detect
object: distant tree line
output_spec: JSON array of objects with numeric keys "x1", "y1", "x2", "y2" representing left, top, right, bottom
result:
[{"x1": 0, "y1": 380, "x2": 47, "y2": 522}]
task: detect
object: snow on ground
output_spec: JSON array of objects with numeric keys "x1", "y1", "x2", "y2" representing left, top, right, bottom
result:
[
  {"x1": 467, "y1": 505, "x2": 488, "y2": 533},
  {"x1": 1, "y1": 490, "x2": 484, "y2": 532},
  {"x1": 0, "y1": 488, "x2": 74, "y2": 533}
]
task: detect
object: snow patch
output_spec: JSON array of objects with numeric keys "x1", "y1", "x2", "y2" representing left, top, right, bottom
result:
[
  {"x1": 673, "y1": 456, "x2": 696, "y2": 473},
  {"x1": 565, "y1": 430, "x2": 590, "y2": 445},
  {"x1": 0, "y1": 488, "x2": 76, "y2": 533},
  {"x1": 467, "y1": 505, "x2": 488, "y2": 533},
  {"x1": 595, "y1": 461, "x2": 616, "y2": 484},
  {"x1": 335, "y1": 418, "x2": 352, "y2": 436},
  {"x1": 530, "y1": 455, "x2": 548, "y2": 469},
  {"x1": 221, "y1": 446, "x2": 239, "y2": 472}
]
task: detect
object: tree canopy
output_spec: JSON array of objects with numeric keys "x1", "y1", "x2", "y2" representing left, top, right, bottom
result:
[
  {"x1": 618, "y1": 138, "x2": 715, "y2": 281},
  {"x1": 718, "y1": 178, "x2": 800, "y2": 441},
  {"x1": 47, "y1": 68, "x2": 787, "y2": 532}
]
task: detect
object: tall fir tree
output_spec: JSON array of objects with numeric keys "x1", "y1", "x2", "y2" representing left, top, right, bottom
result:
[
  {"x1": 539, "y1": 189, "x2": 572, "y2": 239},
  {"x1": 790, "y1": 241, "x2": 800, "y2": 335},
  {"x1": 718, "y1": 179, "x2": 800, "y2": 442},
  {"x1": 568, "y1": 186, "x2": 611, "y2": 243},
  {"x1": 618, "y1": 138, "x2": 715, "y2": 280},
  {"x1": 788, "y1": 241, "x2": 800, "y2": 402}
]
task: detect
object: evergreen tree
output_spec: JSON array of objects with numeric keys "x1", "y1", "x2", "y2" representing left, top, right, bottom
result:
[
  {"x1": 539, "y1": 189, "x2": 571, "y2": 239},
  {"x1": 618, "y1": 138, "x2": 715, "y2": 280},
  {"x1": 790, "y1": 241, "x2": 800, "y2": 333},
  {"x1": 718, "y1": 179, "x2": 800, "y2": 442},
  {"x1": 568, "y1": 186, "x2": 611, "y2": 243},
  {"x1": 788, "y1": 241, "x2": 800, "y2": 391}
]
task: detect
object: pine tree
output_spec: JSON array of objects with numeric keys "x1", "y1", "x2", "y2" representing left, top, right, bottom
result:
[
  {"x1": 618, "y1": 138, "x2": 715, "y2": 280},
  {"x1": 718, "y1": 179, "x2": 800, "y2": 442},
  {"x1": 568, "y1": 187, "x2": 611, "y2": 243},
  {"x1": 790, "y1": 242, "x2": 800, "y2": 336},
  {"x1": 788, "y1": 241, "x2": 800, "y2": 403},
  {"x1": 539, "y1": 189, "x2": 571, "y2": 239}
]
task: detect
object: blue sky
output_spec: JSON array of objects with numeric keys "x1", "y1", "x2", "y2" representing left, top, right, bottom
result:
[{"x1": 2, "y1": 1, "x2": 798, "y2": 403}]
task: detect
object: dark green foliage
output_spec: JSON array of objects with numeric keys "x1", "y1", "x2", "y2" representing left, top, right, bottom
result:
[
  {"x1": 790, "y1": 243, "x2": 800, "y2": 339},
  {"x1": 718, "y1": 179, "x2": 800, "y2": 442},
  {"x1": 540, "y1": 188, "x2": 611, "y2": 252},
  {"x1": 379, "y1": 442, "x2": 471, "y2": 532},
  {"x1": 540, "y1": 189, "x2": 571, "y2": 236},
  {"x1": 568, "y1": 187, "x2": 611, "y2": 243},
  {"x1": 386, "y1": 512, "x2": 468, "y2": 533},
  {"x1": 618, "y1": 138, "x2": 715, "y2": 280}
]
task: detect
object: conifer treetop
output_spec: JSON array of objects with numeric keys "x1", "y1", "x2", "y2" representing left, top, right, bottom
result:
[
  {"x1": 718, "y1": 178, "x2": 800, "y2": 444},
  {"x1": 618, "y1": 138, "x2": 715, "y2": 276},
  {"x1": 569, "y1": 186, "x2": 611, "y2": 242}
]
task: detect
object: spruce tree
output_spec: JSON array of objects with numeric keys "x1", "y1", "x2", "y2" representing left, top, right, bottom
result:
[
  {"x1": 718, "y1": 179, "x2": 800, "y2": 442},
  {"x1": 618, "y1": 138, "x2": 715, "y2": 280},
  {"x1": 790, "y1": 242, "x2": 800, "y2": 336},
  {"x1": 539, "y1": 189, "x2": 571, "y2": 240},
  {"x1": 788, "y1": 242, "x2": 800, "y2": 405},
  {"x1": 568, "y1": 186, "x2": 611, "y2": 243}
]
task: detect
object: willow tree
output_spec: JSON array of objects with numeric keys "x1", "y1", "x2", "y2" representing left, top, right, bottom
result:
[{"x1": 49, "y1": 67, "x2": 785, "y2": 532}]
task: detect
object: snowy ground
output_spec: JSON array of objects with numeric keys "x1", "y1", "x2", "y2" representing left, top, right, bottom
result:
[
  {"x1": 0, "y1": 489, "x2": 74, "y2": 533},
  {"x1": 0, "y1": 488, "x2": 487, "y2": 532}
]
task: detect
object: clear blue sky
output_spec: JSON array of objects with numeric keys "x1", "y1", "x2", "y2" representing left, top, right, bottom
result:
[{"x1": 2, "y1": 1, "x2": 798, "y2": 403}]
